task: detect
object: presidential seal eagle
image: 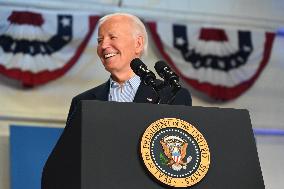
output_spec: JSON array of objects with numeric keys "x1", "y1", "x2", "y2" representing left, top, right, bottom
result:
[{"x1": 160, "y1": 135, "x2": 192, "y2": 171}]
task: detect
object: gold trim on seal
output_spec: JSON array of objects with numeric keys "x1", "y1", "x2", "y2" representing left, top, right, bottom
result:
[{"x1": 140, "y1": 118, "x2": 210, "y2": 187}]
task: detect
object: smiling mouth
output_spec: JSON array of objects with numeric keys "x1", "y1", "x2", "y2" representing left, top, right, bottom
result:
[{"x1": 104, "y1": 52, "x2": 118, "y2": 59}]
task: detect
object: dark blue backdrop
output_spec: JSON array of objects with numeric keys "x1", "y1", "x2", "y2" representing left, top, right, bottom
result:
[{"x1": 10, "y1": 125, "x2": 63, "y2": 189}]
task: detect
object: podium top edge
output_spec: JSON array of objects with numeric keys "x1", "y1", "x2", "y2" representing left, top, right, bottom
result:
[{"x1": 80, "y1": 99, "x2": 249, "y2": 112}]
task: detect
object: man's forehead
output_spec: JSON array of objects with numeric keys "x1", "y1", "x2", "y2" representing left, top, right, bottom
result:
[
  {"x1": 100, "y1": 16, "x2": 132, "y2": 28},
  {"x1": 105, "y1": 15, "x2": 132, "y2": 22},
  {"x1": 98, "y1": 19, "x2": 132, "y2": 35}
]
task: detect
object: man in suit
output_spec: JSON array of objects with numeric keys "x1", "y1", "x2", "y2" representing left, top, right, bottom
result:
[{"x1": 41, "y1": 13, "x2": 192, "y2": 189}]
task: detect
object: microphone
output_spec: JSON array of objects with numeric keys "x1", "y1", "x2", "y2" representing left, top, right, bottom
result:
[
  {"x1": 130, "y1": 58, "x2": 157, "y2": 90},
  {"x1": 154, "y1": 60, "x2": 181, "y2": 90}
]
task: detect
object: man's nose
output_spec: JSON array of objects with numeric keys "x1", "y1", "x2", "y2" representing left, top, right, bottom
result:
[{"x1": 99, "y1": 38, "x2": 111, "y2": 49}]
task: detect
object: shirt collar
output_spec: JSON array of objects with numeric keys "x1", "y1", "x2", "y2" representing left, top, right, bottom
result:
[{"x1": 109, "y1": 74, "x2": 141, "y2": 91}]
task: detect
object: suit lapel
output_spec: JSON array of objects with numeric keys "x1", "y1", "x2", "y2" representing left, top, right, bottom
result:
[
  {"x1": 92, "y1": 80, "x2": 110, "y2": 101},
  {"x1": 133, "y1": 82, "x2": 158, "y2": 103}
]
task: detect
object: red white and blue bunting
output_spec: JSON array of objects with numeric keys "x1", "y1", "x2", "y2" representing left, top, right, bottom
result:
[
  {"x1": 0, "y1": 10, "x2": 276, "y2": 100},
  {"x1": 148, "y1": 22, "x2": 275, "y2": 100},
  {"x1": 0, "y1": 10, "x2": 99, "y2": 86}
]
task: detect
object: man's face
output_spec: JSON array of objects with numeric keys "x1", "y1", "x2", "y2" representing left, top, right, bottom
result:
[{"x1": 97, "y1": 16, "x2": 143, "y2": 76}]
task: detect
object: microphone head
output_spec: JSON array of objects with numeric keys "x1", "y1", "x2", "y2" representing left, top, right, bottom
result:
[
  {"x1": 154, "y1": 60, "x2": 168, "y2": 78},
  {"x1": 154, "y1": 60, "x2": 180, "y2": 89},
  {"x1": 130, "y1": 58, "x2": 156, "y2": 87},
  {"x1": 130, "y1": 58, "x2": 144, "y2": 75}
]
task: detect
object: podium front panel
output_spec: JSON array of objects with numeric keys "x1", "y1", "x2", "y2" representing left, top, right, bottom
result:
[{"x1": 81, "y1": 100, "x2": 264, "y2": 189}]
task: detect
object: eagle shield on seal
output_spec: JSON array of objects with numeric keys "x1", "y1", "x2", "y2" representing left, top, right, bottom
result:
[{"x1": 160, "y1": 135, "x2": 192, "y2": 171}]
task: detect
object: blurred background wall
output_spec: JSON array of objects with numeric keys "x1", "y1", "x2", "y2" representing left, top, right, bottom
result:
[{"x1": 0, "y1": 0, "x2": 284, "y2": 189}]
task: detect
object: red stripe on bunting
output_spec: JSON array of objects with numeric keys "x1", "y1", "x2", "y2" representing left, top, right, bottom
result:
[
  {"x1": 147, "y1": 22, "x2": 275, "y2": 100},
  {"x1": 0, "y1": 16, "x2": 99, "y2": 87},
  {"x1": 199, "y1": 28, "x2": 228, "y2": 41},
  {"x1": 8, "y1": 11, "x2": 44, "y2": 26}
]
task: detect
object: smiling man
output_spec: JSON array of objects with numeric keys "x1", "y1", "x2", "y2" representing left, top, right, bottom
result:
[
  {"x1": 41, "y1": 13, "x2": 192, "y2": 189},
  {"x1": 97, "y1": 14, "x2": 145, "y2": 84},
  {"x1": 64, "y1": 13, "x2": 191, "y2": 115}
]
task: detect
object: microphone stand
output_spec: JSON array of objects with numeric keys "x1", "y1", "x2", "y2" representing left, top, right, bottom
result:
[
  {"x1": 154, "y1": 82, "x2": 181, "y2": 105},
  {"x1": 145, "y1": 79, "x2": 162, "y2": 104},
  {"x1": 153, "y1": 89, "x2": 161, "y2": 104},
  {"x1": 166, "y1": 85, "x2": 181, "y2": 104}
]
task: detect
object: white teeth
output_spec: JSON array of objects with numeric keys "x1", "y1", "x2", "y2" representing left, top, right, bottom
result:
[{"x1": 104, "y1": 53, "x2": 117, "y2": 59}]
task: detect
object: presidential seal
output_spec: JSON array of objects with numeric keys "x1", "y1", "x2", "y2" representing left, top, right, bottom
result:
[{"x1": 140, "y1": 118, "x2": 210, "y2": 187}]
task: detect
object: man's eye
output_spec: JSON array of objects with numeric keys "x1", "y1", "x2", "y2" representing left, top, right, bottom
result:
[{"x1": 111, "y1": 36, "x2": 117, "y2": 40}]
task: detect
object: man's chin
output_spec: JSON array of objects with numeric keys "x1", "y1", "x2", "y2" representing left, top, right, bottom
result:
[{"x1": 104, "y1": 66, "x2": 116, "y2": 74}]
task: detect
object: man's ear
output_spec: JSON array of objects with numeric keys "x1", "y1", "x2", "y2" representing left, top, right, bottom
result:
[{"x1": 135, "y1": 35, "x2": 144, "y2": 54}]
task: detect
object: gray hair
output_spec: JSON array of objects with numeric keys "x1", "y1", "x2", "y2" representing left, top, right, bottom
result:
[{"x1": 98, "y1": 12, "x2": 148, "y2": 56}]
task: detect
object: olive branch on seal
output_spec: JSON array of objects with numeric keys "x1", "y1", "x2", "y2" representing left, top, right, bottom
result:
[{"x1": 160, "y1": 152, "x2": 168, "y2": 165}]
